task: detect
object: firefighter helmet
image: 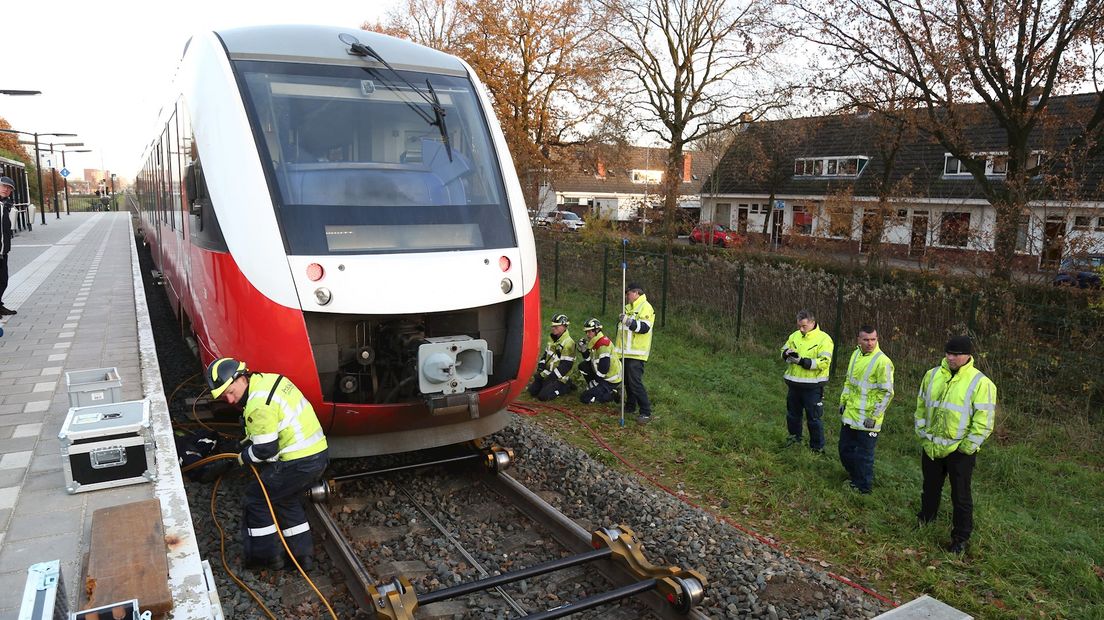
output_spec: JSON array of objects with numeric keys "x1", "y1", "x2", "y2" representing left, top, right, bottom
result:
[
  {"x1": 583, "y1": 318, "x2": 602, "y2": 331},
  {"x1": 550, "y1": 313, "x2": 570, "y2": 326},
  {"x1": 206, "y1": 357, "x2": 247, "y2": 399}
]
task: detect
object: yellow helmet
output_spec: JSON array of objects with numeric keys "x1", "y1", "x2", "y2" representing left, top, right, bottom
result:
[{"x1": 206, "y1": 357, "x2": 247, "y2": 399}]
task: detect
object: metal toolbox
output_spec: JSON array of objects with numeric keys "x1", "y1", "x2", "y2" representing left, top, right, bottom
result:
[
  {"x1": 58, "y1": 399, "x2": 156, "y2": 494},
  {"x1": 64, "y1": 367, "x2": 122, "y2": 407}
]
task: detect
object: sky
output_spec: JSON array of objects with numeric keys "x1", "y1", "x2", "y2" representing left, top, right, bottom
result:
[{"x1": 2, "y1": 1, "x2": 398, "y2": 180}]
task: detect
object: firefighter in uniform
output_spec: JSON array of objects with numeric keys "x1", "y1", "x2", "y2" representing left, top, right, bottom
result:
[
  {"x1": 617, "y1": 283, "x2": 655, "y2": 424},
  {"x1": 837, "y1": 325, "x2": 894, "y2": 493},
  {"x1": 781, "y1": 309, "x2": 834, "y2": 452},
  {"x1": 528, "y1": 313, "x2": 578, "y2": 401},
  {"x1": 915, "y1": 335, "x2": 996, "y2": 554},
  {"x1": 207, "y1": 357, "x2": 330, "y2": 570},
  {"x1": 577, "y1": 318, "x2": 622, "y2": 404}
]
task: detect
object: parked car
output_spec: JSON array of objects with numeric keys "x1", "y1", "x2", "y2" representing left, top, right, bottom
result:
[
  {"x1": 538, "y1": 210, "x2": 586, "y2": 231},
  {"x1": 1053, "y1": 253, "x2": 1104, "y2": 288},
  {"x1": 689, "y1": 223, "x2": 743, "y2": 248}
]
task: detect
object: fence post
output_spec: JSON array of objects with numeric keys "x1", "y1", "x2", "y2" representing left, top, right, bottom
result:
[
  {"x1": 831, "y1": 276, "x2": 845, "y2": 377},
  {"x1": 601, "y1": 245, "x2": 609, "y2": 316},
  {"x1": 554, "y1": 240, "x2": 560, "y2": 300},
  {"x1": 736, "y1": 263, "x2": 746, "y2": 340},
  {"x1": 967, "y1": 292, "x2": 979, "y2": 335},
  {"x1": 661, "y1": 250, "x2": 669, "y2": 328}
]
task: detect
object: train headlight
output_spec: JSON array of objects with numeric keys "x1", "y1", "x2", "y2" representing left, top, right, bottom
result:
[
  {"x1": 314, "y1": 287, "x2": 332, "y2": 305},
  {"x1": 417, "y1": 336, "x2": 492, "y2": 395},
  {"x1": 500, "y1": 278, "x2": 513, "y2": 294}
]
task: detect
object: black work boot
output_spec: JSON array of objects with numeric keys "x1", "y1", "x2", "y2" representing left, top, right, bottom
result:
[{"x1": 945, "y1": 538, "x2": 968, "y2": 555}]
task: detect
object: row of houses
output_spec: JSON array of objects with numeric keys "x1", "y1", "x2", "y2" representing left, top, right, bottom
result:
[{"x1": 538, "y1": 93, "x2": 1104, "y2": 269}]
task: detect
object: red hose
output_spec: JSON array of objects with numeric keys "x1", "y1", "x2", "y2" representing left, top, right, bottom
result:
[{"x1": 508, "y1": 401, "x2": 899, "y2": 608}]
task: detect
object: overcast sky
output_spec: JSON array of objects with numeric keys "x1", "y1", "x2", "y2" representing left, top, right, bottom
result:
[{"x1": 2, "y1": 1, "x2": 396, "y2": 179}]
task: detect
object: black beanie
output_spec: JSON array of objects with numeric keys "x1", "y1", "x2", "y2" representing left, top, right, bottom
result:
[{"x1": 945, "y1": 335, "x2": 973, "y2": 355}]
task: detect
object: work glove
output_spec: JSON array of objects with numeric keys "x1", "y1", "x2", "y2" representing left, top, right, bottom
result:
[
  {"x1": 578, "y1": 337, "x2": 589, "y2": 351},
  {"x1": 783, "y1": 349, "x2": 800, "y2": 364},
  {"x1": 622, "y1": 315, "x2": 635, "y2": 329},
  {"x1": 799, "y1": 357, "x2": 816, "y2": 370}
]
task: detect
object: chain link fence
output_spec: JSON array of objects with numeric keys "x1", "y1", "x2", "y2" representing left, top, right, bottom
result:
[{"x1": 537, "y1": 235, "x2": 1104, "y2": 421}]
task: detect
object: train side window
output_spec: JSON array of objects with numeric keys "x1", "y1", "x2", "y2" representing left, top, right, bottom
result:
[{"x1": 186, "y1": 157, "x2": 227, "y2": 252}]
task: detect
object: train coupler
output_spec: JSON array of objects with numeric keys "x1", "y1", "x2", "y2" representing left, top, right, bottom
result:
[
  {"x1": 592, "y1": 525, "x2": 708, "y2": 614},
  {"x1": 368, "y1": 576, "x2": 419, "y2": 620}
]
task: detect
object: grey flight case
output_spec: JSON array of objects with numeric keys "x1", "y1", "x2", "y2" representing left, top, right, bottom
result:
[{"x1": 58, "y1": 399, "x2": 157, "y2": 494}]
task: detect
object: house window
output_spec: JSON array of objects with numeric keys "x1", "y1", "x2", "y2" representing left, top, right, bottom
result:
[
  {"x1": 990, "y1": 155, "x2": 1008, "y2": 175},
  {"x1": 826, "y1": 159, "x2": 838, "y2": 175},
  {"x1": 631, "y1": 169, "x2": 663, "y2": 184},
  {"x1": 1096, "y1": 217, "x2": 1104, "y2": 232},
  {"x1": 944, "y1": 156, "x2": 966, "y2": 175},
  {"x1": 1074, "y1": 216, "x2": 1091, "y2": 231},
  {"x1": 828, "y1": 206, "x2": 854, "y2": 238},
  {"x1": 794, "y1": 156, "x2": 867, "y2": 177},
  {"x1": 939, "y1": 212, "x2": 971, "y2": 247},
  {"x1": 1016, "y1": 217, "x2": 1031, "y2": 253},
  {"x1": 792, "y1": 205, "x2": 813, "y2": 235}
]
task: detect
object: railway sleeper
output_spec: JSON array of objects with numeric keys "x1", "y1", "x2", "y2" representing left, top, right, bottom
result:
[{"x1": 365, "y1": 525, "x2": 706, "y2": 619}]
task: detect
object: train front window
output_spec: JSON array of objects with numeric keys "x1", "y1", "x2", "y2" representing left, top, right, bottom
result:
[{"x1": 235, "y1": 60, "x2": 515, "y2": 254}]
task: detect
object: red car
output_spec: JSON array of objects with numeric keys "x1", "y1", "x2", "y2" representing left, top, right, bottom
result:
[{"x1": 690, "y1": 223, "x2": 743, "y2": 248}]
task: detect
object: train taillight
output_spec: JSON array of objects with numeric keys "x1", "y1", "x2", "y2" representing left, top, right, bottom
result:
[
  {"x1": 498, "y1": 256, "x2": 511, "y2": 272},
  {"x1": 307, "y1": 263, "x2": 325, "y2": 281}
]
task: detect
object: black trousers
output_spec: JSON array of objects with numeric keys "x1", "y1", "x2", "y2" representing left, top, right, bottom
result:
[
  {"x1": 0, "y1": 256, "x2": 8, "y2": 306},
  {"x1": 527, "y1": 374, "x2": 572, "y2": 401},
  {"x1": 838, "y1": 424, "x2": 878, "y2": 492},
  {"x1": 918, "y1": 450, "x2": 977, "y2": 542},
  {"x1": 786, "y1": 383, "x2": 825, "y2": 450},
  {"x1": 623, "y1": 358, "x2": 651, "y2": 416},
  {"x1": 242, "y1": 449, "x2": 329, "y2": 562}
]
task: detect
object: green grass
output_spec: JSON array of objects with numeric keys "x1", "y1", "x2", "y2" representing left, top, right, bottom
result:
[{"x1": 522, "y1": 285, "x2": 1104, "y2": 618}]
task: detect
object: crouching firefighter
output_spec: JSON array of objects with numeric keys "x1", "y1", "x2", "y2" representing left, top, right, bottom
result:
[
  {"x1": 578, "y1": 318, "x2": 622, "y2": 404},
  {"x1": 528, "y1": 313, "x2": 579, "y2": 401},
  {"x1": 206, "y1": 357, "x2": 330, "y2": 570}
]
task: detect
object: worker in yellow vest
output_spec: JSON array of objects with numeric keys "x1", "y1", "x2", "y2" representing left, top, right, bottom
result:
[
  {"x1": 617, "y1": 283, "x2": 655, "y2": 424},
  {"x1": 528, "y1": 313, "x2": 579, "y2": 401},
  {"x1": 915, "y1": 336, "x2": 996, "y2": 554},
  {"x1": 780, "y1": 309, "x2": 834, "y2": 452},
  {"x1": 207, "y1": 357, "x2": 329, "y2": 570},
  {"x1": 838, "y1": 325, "x2": 895, "y2": 493},
  {"x1": 578, "y1": 318, "x2": 622, "y2": 404}
]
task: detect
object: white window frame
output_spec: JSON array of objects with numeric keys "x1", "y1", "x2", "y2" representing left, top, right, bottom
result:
[{"x1": 793, "y1": 156, "x2": 868, "y2": 178}]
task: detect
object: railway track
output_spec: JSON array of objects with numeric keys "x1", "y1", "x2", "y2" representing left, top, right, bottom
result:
[{"x1": 306, "y1": 445, "x2": 708, "y2": 619}]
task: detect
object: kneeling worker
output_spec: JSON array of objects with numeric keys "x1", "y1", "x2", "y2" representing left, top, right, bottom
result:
[
  {"x1": 578, "y1": 318, "x2": 622, "y2": 404},
  {"x1": 528, "y1": 313, "x2": 579, "y2": 401},
  {"x1": 207, "y1": 357, "x2": 330, "y2": 570}
]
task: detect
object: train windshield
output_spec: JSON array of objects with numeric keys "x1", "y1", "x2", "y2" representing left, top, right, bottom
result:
[{"x1": 235, "y1": 60, "x2": 515, "y2": 254}]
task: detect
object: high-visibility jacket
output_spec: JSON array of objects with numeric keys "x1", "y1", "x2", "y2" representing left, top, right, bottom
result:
[
  {"x1": 539, "y1": 329, "x2": 578, "y2": 382},
  {"x1": 839, "y1": 345, "x2": 895, "y2": 432},
  {"x1": 914, "y1": 357, "x2": 997, "y2": 459},
  {"x1": 581, "y1": 331, "x2": 622, "y2": 385},
  {"x1": 616, "y1": 294, "x2": 655, "y2": 361},
  {"x1": 781, "y1": 324, "x2": 833, "y2": 385},
  {"x1": 242, "y1": 373, "x2": 328, "y2": 463}
]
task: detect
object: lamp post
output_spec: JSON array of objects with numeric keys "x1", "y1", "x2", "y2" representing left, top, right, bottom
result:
[
  {"x1": 43, "y1": 142, "x2": 83, "y2": 219},
  {"x1": 54, "y1": 148, "x2": 91, "y2": 215},
  {"x1": 0, "y1": 128, "x2": 78, "y2": 226},
  {"x1": 110, "y1": 174, "x2": 117, "y2": 211}
]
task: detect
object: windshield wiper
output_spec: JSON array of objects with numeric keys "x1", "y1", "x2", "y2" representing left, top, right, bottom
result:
[{"x1": 339, "y1": 33, "x2": 453, "y2": 162}]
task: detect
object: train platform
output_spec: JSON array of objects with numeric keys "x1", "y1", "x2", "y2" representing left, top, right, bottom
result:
[{"x1": 0, "y1": 212, "x2": 218, "y2": 619}]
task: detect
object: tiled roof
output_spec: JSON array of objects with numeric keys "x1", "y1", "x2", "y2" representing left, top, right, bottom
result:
[
  {"x1": 548, "y1": 146, "x2": 715, "y2": 196},
  {"x1": 702, "y1": 93, "x2": 1104, "y2": 202}
]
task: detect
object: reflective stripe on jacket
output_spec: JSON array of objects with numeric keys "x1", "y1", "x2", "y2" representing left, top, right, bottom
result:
[
  {"x1": 243, "y1": 373, "x2": 328, "y2": 463},
  {"x1": 914, "y1": 357, "x2": 997, "y2": 459},
  {"x1": 617, "y1": 294, "x2": 655, "y2": 361},
  {"x1": 781, "y1": 325, "x2": 833, "y2": 384},
  {"x1": 584, "y1": 332, "x2": 622, "y2": 384},
  {"x1": 539, "y1": 328, "x2": 578, "y2": 381},
  {"x1": 839, "y1": 346, "x2": 895, "y2": 431}
]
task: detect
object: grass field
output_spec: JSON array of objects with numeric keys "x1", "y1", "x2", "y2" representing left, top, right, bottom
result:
[{"x1": 521, "y1": 284, "x2": 1104, "y2": 619}]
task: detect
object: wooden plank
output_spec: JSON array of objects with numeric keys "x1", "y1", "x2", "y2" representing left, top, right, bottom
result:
[{"x1": 84, "y1": 498, "x2": 172, "y2": 617}]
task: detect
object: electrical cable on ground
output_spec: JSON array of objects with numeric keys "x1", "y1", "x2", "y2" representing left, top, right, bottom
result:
[
  {"x1": 183, "y1": 453, "x2": 338, "y2": 619},
  {"x1": 508, "y1": 401, "x2": 899, "y2": 609}
]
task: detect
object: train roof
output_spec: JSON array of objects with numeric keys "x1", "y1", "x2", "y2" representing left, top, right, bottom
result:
[{"x1": 213, "y1": 25, "x2": 467, "y2": 75}]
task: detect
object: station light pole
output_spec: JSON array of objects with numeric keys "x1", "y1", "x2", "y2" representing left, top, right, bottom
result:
[{"x1": 0, "y1": 128, "x2": 79, "y2": 225}]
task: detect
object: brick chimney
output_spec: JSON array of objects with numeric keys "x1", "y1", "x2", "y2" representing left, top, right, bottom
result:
[
  {"x1": 682, "y1": 153, "x2": 692, "y2": 183},
  {"x1": 597, "y1": 158, "x2": 607, "y2": 178}
]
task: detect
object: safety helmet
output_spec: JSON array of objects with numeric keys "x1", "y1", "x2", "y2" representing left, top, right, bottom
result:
[
  {"x1": 583, "y1": 318, "x2": 602, "y2": 331},
  {"x1": 550, "y1": 313, "x2": 570, "y2": 326},
  {"x1": 206, "y1": 357, "x2": 247, "y2": 399}
]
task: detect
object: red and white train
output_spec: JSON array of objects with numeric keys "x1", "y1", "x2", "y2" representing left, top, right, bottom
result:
[{"x1": 133, "y1": 25, "x2": 540, "y2": 457}]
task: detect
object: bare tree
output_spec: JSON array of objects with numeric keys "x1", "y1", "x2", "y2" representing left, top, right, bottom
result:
[
  {"x1": 599, "y1": 0, "x2": 786, "y2": 244},
  {"x1": 790, "y1": 0, "x2": 1104, "y2": 280},
  {"x1": 367, "y1": 0, "x2": 462, "y2": 50}
]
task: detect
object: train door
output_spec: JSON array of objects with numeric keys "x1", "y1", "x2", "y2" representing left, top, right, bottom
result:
[{"x1": 909, "y1": 211, "x2": 929, "y2": 257}]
